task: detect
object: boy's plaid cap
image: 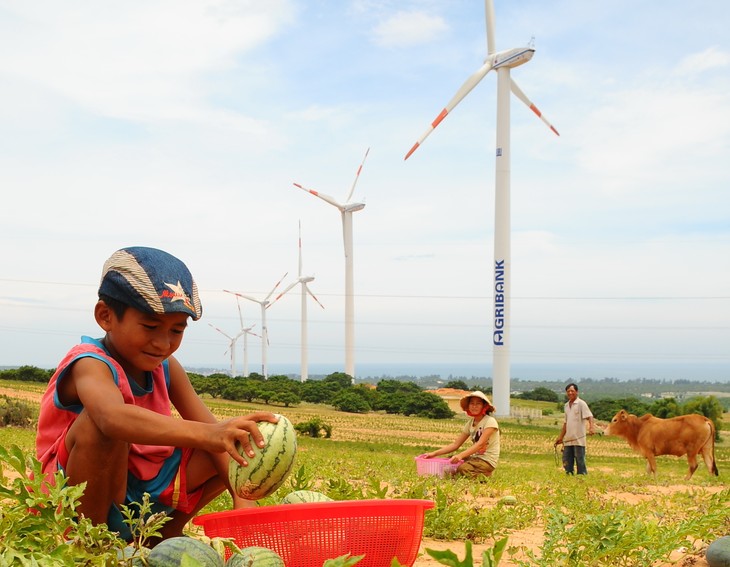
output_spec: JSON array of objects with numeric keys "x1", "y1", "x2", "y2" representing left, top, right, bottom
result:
[{"x1": 98, "y1": 246, "x2": 202, "y2": 320}]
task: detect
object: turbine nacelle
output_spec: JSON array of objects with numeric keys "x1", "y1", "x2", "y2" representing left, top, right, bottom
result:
[
  {"x1": 490, "y1": 46, "x2": 534, "y2": 70},
  {"x1": 344, "y1": 202, "x2": 366, "y2": 213}
]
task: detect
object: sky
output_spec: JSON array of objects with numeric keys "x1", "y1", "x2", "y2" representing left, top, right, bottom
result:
[{"x1": 1, "y1": 0, "x2": 729, "y2": 381}]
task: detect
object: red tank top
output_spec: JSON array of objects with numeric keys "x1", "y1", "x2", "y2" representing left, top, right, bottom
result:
[{"x1": 36, "y1": 336, "x2": 173, "y2": 480}]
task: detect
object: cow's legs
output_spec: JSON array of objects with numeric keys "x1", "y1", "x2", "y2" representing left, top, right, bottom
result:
[
  {"x1": 685, "y1": 453, "x2": 698, "y2": 480},
  {"x1": 645, "y1": 454, "x2": 657, "y2": 476},
  {"x1": 700, "y1": 443, "x2": 719, "y2": 476}
]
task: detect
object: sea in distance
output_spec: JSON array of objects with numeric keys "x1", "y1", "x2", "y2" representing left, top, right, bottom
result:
[{"x1": 193, "y1": 361, "x2": 729, "y2": 383}]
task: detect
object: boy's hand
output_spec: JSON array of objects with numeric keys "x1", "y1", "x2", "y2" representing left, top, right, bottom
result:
[{"x1": 217, "y1": 412, "x2": 279, "y2": 466}]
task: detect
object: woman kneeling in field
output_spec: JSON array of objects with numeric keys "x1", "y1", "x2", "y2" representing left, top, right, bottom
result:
[{"x1": 422, "y1": 391, "x2": 500, "y2": 478}]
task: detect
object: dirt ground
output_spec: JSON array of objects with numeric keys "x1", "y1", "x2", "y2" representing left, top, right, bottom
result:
[
  {"x1": 1, "y1": 386, "x2": 720, "y2": 566},
  {"x1": 412, "y1": 484, "x2": 728, "y2": 567},
  {"x1": 414, "y1": 536, "x2": 710, "y2": 567}
]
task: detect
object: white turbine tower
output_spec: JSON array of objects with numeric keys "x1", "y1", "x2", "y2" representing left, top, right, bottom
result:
[
  {"x1": 404, "y1": 1, "x2": 559, "y2": 417},
  {"x1": 271, "y1": 222, "x2": 324, "y2": 382},
  {"x1": 294, "y1": 148, "x2": 369, "y2": 380},
  {"x1": 239, "y1": 325, "x2": 261, "y2": 379},
  {"x1": 232, "y1": 294, "x2": 260, "y2": 378},
  {"x1": 208, "y1": 323, "x2": 243, "y2": 377},
  {"x1": 224, "y1": 272, "x2": 287, "y2": 379}
]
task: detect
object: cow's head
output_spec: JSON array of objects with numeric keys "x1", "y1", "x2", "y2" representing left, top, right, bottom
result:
[
  {"x1": 604, "y1": 409, "x2": 632, "y2": 435},
  {"x1": 613, "y1": 409, "x2": 630, "y2": 423}
]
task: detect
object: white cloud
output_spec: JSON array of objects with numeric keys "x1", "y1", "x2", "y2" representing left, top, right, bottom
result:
[
  {"x1": 372, "y1": 11, "x2": 448, "y2": 48},
  {"x1": 674, "y1": 46, "x2": 730, "y2": 76},
  {"x1": 0, "y1": 0, "x2": 296, "y2": 122}
]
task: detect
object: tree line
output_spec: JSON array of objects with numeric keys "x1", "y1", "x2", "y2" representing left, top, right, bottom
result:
[{"x1": 0, "y1": 367, "x2": 724, "y2": 435}]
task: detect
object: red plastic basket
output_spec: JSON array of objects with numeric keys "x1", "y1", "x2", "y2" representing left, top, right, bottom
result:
[
  {"x1": 193, "y1": 499, "x2": 434, "y2": 567},
  {"x1": 414, "y1": 455, "x2": 461, "y2": 477}
]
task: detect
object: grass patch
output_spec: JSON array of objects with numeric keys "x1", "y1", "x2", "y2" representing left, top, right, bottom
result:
[{"x1": 1, "y1": 382, "x2": 728, "y2": 566}]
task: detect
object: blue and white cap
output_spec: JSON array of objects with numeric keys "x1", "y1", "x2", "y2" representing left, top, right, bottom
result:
[{"x1": 98, "y1": 246, "x2": 203, "y2": 320}]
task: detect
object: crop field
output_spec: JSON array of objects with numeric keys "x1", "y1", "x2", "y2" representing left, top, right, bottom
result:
[{"x1": 1, "y1": 383, "x2": 728, "y2": 566}]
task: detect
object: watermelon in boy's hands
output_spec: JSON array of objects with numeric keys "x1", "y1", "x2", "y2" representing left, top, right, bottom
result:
[{"x1": 229, "y1": 415, "x2": 297, "y2": 500}]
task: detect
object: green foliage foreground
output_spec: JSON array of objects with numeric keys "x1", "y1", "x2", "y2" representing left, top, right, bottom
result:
[{"x1": 1, "y1": 386, "x2": 728, "y2": 566}]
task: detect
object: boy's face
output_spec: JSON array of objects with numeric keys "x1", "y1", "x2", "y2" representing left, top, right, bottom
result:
[{"x1": 97, "y1": 301, "x2": 189, "y2": 376}]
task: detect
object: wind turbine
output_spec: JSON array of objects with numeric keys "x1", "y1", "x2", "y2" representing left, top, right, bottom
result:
[
  {"x1": 231, "y1": 294, "x2": 261, "y2": 378},
  {"x1": 271, "y1": 221, "x2": 325, "y2": 382},
  {"x1": 208, "y1": 323, "x2": 243, "y2": 377},
  {"x1": 294, "y1": 148, "x2": 369, "y2": 380},
  {"x1": 404, "y1": 1, "x2": 559, "y2": 417},
  {"x1": 224, "y1": 272, "x2": 287, "y2": 379}
]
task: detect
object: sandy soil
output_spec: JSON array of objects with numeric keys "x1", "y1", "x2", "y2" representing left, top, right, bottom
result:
[
  {"x1": 1, "y1": 385, "x2": 719, "y2": 566},
  {"x1": 414, "y1": 535, "x2": 710, "y2": 567},
  {"x1": 412, "y1": 485, "x2": 728, "y2": 567}
]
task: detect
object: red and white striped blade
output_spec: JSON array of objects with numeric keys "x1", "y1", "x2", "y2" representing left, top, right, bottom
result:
[
  {"x1": 208, "y1": 322, "x2": 232, "y2": 340},
  {"x1": 306, "y1": 285, "x2": 325, "y2": 309},
  {"x1": 271, "y1": 280, "x2": 298, "y2": 305},
  {"x1": 224, "y1": 289, "x2": 259, "y2": 304},
  {"x1": 405, "y1": 60, "x2": 493, "y2": 160},
  {"x1": 264, "y1": 272, "x2": 289, "y2": 303},
  {"x1": 293, "y1": 183, "x2": 342, "y2": 208},
  {"x1": 510, "y1": 79, "x2": 559, "y2": 136},
  {"x1": 345, "y1": 147, "x2": 370, "y2": 203}
]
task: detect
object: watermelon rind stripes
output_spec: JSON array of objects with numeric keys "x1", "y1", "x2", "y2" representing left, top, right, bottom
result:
[{"x1": 229, "y1": 415, "x2": 297, "y2": 500}]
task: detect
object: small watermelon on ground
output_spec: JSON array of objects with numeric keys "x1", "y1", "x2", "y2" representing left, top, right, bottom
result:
[
  {"x1": 229, "y1": 414, "x2": 297, "y2": 500},
  {"x1": 499, "y1": 495, "x2": 517, "y2": 506},
  {"x1": 226, "y1": 546, "x2": 285, "y2": 567},
  {"x1": 706, "y1": 536, "x2": 730, "y2": 567},
  {"x1": 147, "y1": 536, "x2": 224, "y2": 567},
  {"x1": 281, "y1": 489, "x2": 333, "y2": 504}
]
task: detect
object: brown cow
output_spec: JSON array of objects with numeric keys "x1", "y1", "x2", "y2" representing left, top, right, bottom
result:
[{"x1": 604, "y1": 410, "x2": 719, "y2": 479}]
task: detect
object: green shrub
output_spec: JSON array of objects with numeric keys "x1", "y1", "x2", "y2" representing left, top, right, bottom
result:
[{"x1": 0, "y1": 395, "x2": 34, "y2": 427}]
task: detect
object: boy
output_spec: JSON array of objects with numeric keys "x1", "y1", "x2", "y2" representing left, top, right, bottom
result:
[{"x1": 36, "y1": 246, "x2": 277, "y2": 541}]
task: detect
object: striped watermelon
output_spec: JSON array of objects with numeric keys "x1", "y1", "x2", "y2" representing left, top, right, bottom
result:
[
  {"x1": 226, "y1": 546, "x2": 285, "y2": 567},
  {"x1": 281, "y1": 489, "x2": 333, "y2": 504},
  {"x1": 147, "y1": 536, "x2": 224, "y2": 567},
  {"x1": 229, "y1": 414, "x2": 297, "y2": 500}
]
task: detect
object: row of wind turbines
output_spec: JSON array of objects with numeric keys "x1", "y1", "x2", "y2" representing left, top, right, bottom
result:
[{"x1": 209, "y1": 0, "x2": 559, "y2": 415}]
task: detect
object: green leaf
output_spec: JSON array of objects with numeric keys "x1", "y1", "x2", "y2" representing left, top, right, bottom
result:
[
  {"x1": 482, "y1": 537, "x2": 509, "y2": 567},
  {"x1": 426, "y1": 540, "x2": 474, "y2": 567},
  {"x1": 322, "y1": 553, "x2": 365, "y2": 567}
]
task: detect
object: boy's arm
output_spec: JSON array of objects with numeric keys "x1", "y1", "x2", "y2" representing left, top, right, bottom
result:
[
  {"x1": 166, "y1": 356, "x2": 220, "y2": 424},
  {"x1": 69, "y1": 357, "x2": 270, "y2": 465},
  {"x1": 165, "y1": 356, "x2": 278, "y2": 504}
]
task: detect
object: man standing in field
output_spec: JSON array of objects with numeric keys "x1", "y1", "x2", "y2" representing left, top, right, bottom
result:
[{"x1": 554, "y1": 383, "x2": 596, "y2": 475}]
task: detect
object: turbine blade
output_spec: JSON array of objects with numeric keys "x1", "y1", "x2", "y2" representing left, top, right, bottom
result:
[
  {"x1": 271, "y1": 281, "x2": 298, "y2": 305},
  {"x1": 235, "y1": 296, "x2": 244, "y2": 329},
  {"x1": 510, "y1": 79, "x2": 560, "y2": 136},
  {"x1": 345, "y1": 148, "x2": 370, "y2": 203},
  {"x1": 224, "y1": 289, "x2": 261, "y2": 305},
  {"x1": 485, "y1": 0, "x2": 496, "y2": 55},
  {"x1": 405, "y1": 60, "x2": 493, "y2": 160},
  {"x1": 208, "y1": 323, "x2": 232, "y2": 340},
  {"x1": 293, "y1": 183, "x2": 343, "y2": 209},
  {"x1": 306, "y1": 285, "x2": 325, "y2": 309},
  {"x1": 264, "y1": 272, "x2": 289, "y2": 302},
  {"x1": 298, "y1": 220, "x2": 303, "y2": 277}
]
